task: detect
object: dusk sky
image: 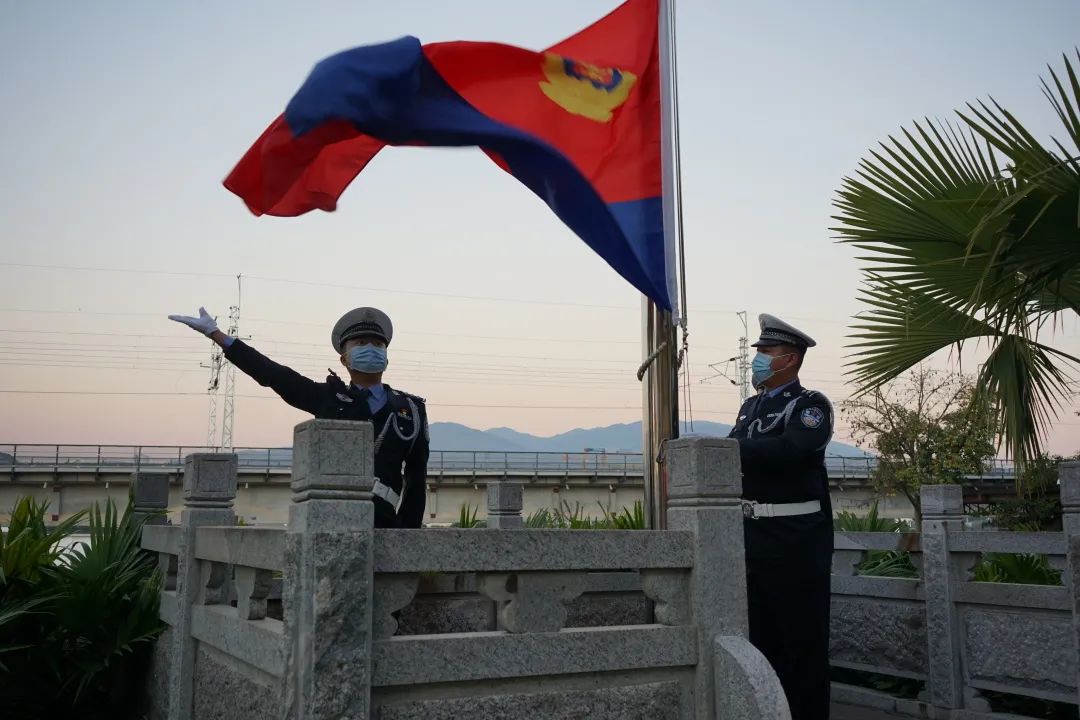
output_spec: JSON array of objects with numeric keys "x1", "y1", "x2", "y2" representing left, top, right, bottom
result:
[{"x1": 2, "y1": 0, "x2": 1078, "y2": 453}]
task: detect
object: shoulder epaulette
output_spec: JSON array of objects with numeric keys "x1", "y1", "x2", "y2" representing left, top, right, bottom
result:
[{"x1": 391, "y1": 389, "x2": 427, "y2": 404}]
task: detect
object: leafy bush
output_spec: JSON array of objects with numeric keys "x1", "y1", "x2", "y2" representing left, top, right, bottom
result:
[
  {"x1": 971, "y1": 552, "x2": 1063, "y2": 586},
  {"x1": 607, "y1": 501, "x2": 646, "y2": 530},
  {"x1": 0, "y1": 496, "x2": 163, "y2": 719},
  {"x1": 834, "y1": 502, "x2": 919, "y2": 579},
  {"x1": 473, "y1": 500, "x2": 647, "y2": 529},
  {"x1": 833, "y1": 502, "x2": 908, "y2": 533},
  {"x1": 453, "y1": 504, "x2": 482, "y2": 528}
]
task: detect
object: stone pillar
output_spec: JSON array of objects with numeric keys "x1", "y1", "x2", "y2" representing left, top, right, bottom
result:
[
  {"x1": 132, "y1": 472, "x2": 170, "y2": 526},
  {"x1": 284, "y1": 419, "x2": 376, "y2": 720},
  {"x1": 166, "y1": 454, "x2": 237, "y2": 720},
  {"x1": 486, "y1": 481, "x2": 523, "y2": 529},
  {"x1": 666, "y1": 437, "x2": 747, "y2": 720},
  {"x1": 1060, "y1": 462, "x2": 1080, "y2": 709},
  {"x1": 919, "y1": 484, "x2": 965, "y2": 711}
]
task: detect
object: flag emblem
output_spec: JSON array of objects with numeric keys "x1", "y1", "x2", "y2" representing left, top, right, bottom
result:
[{"x1": 539, "y1": 53, "x2": 637, "y2": 122}]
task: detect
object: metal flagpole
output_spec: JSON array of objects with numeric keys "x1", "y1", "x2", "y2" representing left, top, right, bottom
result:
[{"x1": 641, "y1": 0, "x2": 686, "y2": 530}]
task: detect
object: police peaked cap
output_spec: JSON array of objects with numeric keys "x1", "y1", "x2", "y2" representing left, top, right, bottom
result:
[
  {"x1": 751, "y1": 313, "x2": 816, "y2": 349},
  {"x1": 332, "y1": 307, "x2": 393, "y2": 351}
]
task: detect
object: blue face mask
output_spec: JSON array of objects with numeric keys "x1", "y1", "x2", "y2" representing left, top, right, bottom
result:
[
  {"x1": 751, "y1": 351, "x2": 792, "y2": 389},
  {"x1": 348, "y1": 345, "x2": 388, "y2": 374}
]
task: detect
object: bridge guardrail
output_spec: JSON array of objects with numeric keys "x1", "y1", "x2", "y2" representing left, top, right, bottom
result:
[{"x1": 0, "y1": 444, "x2": 1017, "y2": 481}]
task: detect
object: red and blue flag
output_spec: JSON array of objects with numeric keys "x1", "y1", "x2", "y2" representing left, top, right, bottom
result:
[{"x1": 224, "y1": 0, "x2": 671, "y2": 309}]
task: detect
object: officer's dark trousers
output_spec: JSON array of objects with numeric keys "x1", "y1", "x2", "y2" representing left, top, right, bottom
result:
[{"x1": 747, "y1": 562, "x2": 831, "y2": 720}]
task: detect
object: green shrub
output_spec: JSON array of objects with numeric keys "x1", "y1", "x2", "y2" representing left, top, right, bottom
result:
[
  {"x1": 453, "y1": 504, "x2": 482, "y2": 528},
  {"x1": 834, "y1": 502, "x2": 919, "y2": 579},
  {"x1": 971, "y1": 552, "x2": 1063, "y2": 586},
  {"x1": 0, "y1": 496, "x2": 163, "y2": 719}
]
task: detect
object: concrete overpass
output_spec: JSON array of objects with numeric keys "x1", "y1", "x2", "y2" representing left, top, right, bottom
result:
[{"x1": 0, "y1": 444, "x2": 1017, "y2": 525}]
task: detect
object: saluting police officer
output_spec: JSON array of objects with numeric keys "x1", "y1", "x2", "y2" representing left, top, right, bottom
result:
[
  {"x1": 168, "y1": 306, "x2": 429, "y2": 529},
  {"x1": 728, "y1": 314, "x2": 834, "y2": 720}
]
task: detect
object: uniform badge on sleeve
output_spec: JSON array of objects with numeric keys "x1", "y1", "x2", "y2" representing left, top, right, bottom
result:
[{"x1": 800, "y1": 407, "x2": 825, "y2": 428}]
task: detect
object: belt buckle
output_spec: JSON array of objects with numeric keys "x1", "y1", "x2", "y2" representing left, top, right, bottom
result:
[{"x1": 741, "y1": 501, "x2": 757, "y2": 520}]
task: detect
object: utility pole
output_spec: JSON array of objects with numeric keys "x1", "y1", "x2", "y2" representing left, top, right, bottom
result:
[
  {"x1": 735, "y1": 310, "x2": 750, "y2": 403},
  {"x1": 203, "y1": 342, "x2": 223, "y2": 450},
  {"x1": 202, "y1": 275, "x2": 242, "y2": 451},
  {"x1": 699, "y1": 311, "x2": 750, "y2": 402},
  {"x1": 220, "y1": 275, "x2": 242, "y2": 451}
]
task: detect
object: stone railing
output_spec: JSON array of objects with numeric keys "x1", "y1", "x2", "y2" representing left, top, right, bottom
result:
[
  {"x1": 141, "y1": 420, "x2": 790, "y2": 720},
  {"x1": 830, "y1": 464, "x2": 1080, "y2": 718}
]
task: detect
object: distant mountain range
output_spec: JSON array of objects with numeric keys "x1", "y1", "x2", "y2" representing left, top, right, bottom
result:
[{"x1": 429, "y1": 421, "x2": 872, "y2": 457}]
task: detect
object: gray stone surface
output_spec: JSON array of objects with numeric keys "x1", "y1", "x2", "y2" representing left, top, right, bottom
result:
[
  {"x1": 1065, "y1": 463, "x2": 1080, "y2": 710},
  {"x1": 167, "y1": 454, "x2": 237, "y2": 720},
  {"x1": 666, "y1": 436, "x2": 742, "y2": 502},
  {"x1": 189, "y1": 605, "x2": 286, "y2": 677},
  {"x1": 284, "y1": 528, "x2": 374, "y2": 719},
  {"x1": 713, "y1": 635, "x2": 791, "y2": 720},
  {"x1": 1061, "y1": 462, "x2": 1080, "y2": 537},
  {"x1": 566, "y1": 592, "x2": 652, "y2": 628},
  {"x1": 291, "y1": 418, "x2": 375, "y2": 498},
  {"x1": 834, "y1": 532, "x2": 922, "y2": 553},
  {"x1": 962, "y1": 608, "x2": 1077, "y2": 697},
  {"x1": 373, "y1": 573, "x2": 420, "y2": 639},
  {"x1": 1071, "y1": 532, "x2": 1080, "y2": 710},
  {"x1": 830, "y1": 682, "x2": 899, "y2": 713},
  {"x1": 394, "y1": 588, "x2": 652, "y2": 635},
  {"x1": 377, "y1": 680, "x2": 683, "y2": 720},
  {"x1": 830, "y1": 597, "x2": 928, "y2": 676},
  {"x1": 374, "y1": 528, "x2": 694, "y2": 572},
  {"x1": 397, "y1": 594, "x2": 495, "y2": 635},
  {"x1": 920, "y1": 483, "x2": 964, "y2": 711},
  {"x1": 234, "y1": 566, "x2": 273, "y2": 620},
  {"x1": 666, "y1": 437, "x2": 746, "y2": 720},
  {"x1": 145, "y1": 626, "x2": 174, "y2": 720},
  {"x1": 182, "y1": 454, "x2": 238, "y2": 507},
  {"x1": 921, "y1": 484, "x2": 963, "y2": 519},
  {"x1": 486, "y1": 481, "x2": 523, "y2": 529},
  {"x1": 143, "y1": 524, "x2": 181, "y2": 555},
  {"x1": 642, "y1": 569, "x2": 691, "y2": 626},
  {"x1": 194, "y1": 526, "x2": 285, "y2": 569},
  {"x1": 832, "y1": 548, "x2": 865, "y2": 577},
  {"x1": 831, "y1": 575, "x2": 922, "y2": 601},
  {"x1": 371, "y1": 625, "x2": 697, "y2": 686},
  {"x1": 949, "y1": 530, "x2": 1065, "y2": 554},
  {"x1": 192, "y1": 646, "x2": 283, "y2": 720},
  {"x1": 479, "y1": 571, "x2": 586, "y2": 633},
  {"x1": 952, "y1": 582, "x2": 1069, "y2": 611},
  {"x1": 134, "y1": 472, "x2": 170, "y2": 524}
]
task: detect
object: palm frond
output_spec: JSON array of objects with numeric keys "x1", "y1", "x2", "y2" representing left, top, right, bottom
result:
[{"x1": 836, "y1": 51, "x2": 1080, "y2": 466}]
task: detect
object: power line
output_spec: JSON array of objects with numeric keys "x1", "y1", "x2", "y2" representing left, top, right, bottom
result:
[
  {"x1": 0, "y1": 262, "x2": 864, "y2": 324},
  {"x1": 0, "y1": 389, "x2": 705, "y2": 411},
  {"x1": 0, "y1": 262, "x2": 235, "y2": 279}
]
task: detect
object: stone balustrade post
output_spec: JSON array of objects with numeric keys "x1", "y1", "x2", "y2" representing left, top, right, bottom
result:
[
  {"x1": 132, "y1": 472, "x2": 170, "y2": 526},
  {"x1": 1060, "y1": 462, "x2": 1080, "y2": 709},
  {"x1": 486, "y1": 481, "x2": 523, "y2": 529},
  {"x1": 166, "y1": 454, "x2": 237, "y2": 720},
  {"x1": 919, "y1": 484, "x2": 968, "y2": 712},
  {"x1": 284, "y1": 419, "x2": 376, "y2": 720},
  {"x1": 665, "y1": 437, "x2": 747, "y2": 720}
]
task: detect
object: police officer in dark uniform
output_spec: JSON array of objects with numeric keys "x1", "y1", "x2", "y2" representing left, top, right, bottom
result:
[
  {"x1": 728, "y1": 314, "x2": 834, "y2": 720},
  {"x1": 168, "y1": 306, "x2": 429, "y2": 529}
]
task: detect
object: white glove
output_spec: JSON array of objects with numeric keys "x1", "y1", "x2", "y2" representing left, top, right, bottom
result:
[{"x1": 168, "y1": 307, "x2": 219, "y2": 336}]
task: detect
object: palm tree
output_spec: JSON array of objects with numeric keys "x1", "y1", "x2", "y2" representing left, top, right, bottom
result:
[{"x1": 833, "y1": 50, "x2": 1080, "y2": 470}]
